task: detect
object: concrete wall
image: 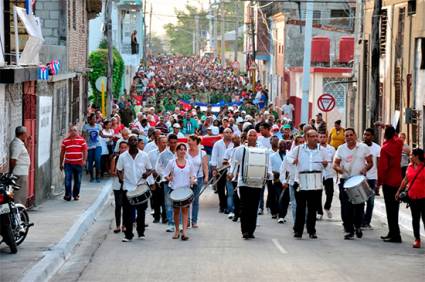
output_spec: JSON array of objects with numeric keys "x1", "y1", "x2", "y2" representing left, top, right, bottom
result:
[{"x1": 36, "y1": 0, "x2": 67, "y2": 46}]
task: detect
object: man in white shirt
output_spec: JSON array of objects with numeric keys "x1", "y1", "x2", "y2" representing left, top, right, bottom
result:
[
  {"x1": 211, "y1": 128, "x2": 234, "y2": 213},
  {"x1": 281, "y1": 100, "x2": 295, "y2": 121},
  {"x1": 144, "y1": 129, "x2": 161, "y2": 153},
  {"x1": 228, "y1": 130, "x2": 272, "y2": 239},
  {"x1": 317, "y1": 132, "x2": 336, "y2": 219},
  {"x1": 156, "y1": 134, "x2": 178, "y2": 232},
  {"x1": 9, "y1": 126, "x2": 31, "y2": 206},
  {"x1": 271, "y1": 140, "x2": 289, "y2": 223},
  {"x1": 117, "y1": 135, "x2": 153, "y2": 242},
  {"x1": 362, "y1": 128, "x2": 381, "y2": 229},
  {"x1": 288, "y1": 129, "x2": 328, "y2": 239},
  {"x1": 223, "y1": 135, "x2": 241, "y2": 220},
  {"x1": 334, "y1": 128, "x2": 373, "y2": 240}
]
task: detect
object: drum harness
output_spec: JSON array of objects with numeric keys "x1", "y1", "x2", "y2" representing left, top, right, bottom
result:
[{"x1": 296, "y1": 144, "x2": 324, "y2": 192}]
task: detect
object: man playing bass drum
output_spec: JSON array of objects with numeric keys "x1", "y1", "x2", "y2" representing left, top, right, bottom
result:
[{"x1": 228, "y1": 130, "x2": 272, "y2": 240}]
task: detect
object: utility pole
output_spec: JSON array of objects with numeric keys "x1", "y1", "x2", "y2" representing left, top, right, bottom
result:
[
  {"x1": 234, "y1": 0, "x2": 239, "y2": 62},
  {"x1": 213, "y1": 7, "x2": 218, "y2": 59},
  {"x1": 105, "y1": 0, "x2": 113, "y2": 117},
  {"x1": 195, "y1": 15, "x2": 200, "y2": 56},
  {"x1": 220, "y1": 0, "x2": 226, "y2": 67},
  {"x1": 370, "y1": 0, "x2": 381, "y2": 127},
  {"x1": 208, "y1": 0, "x2": 213, "y2": 53},
  {"x1": 148, "y1": 4, "x2": 152, "y2": 56},
  {"x1": 142, "y1": 0, "x2": 147, "y2": 66},
  {"x1": 351, "y1": 0, "x2": 364, "y2": 128},
  {"x1": 300, "y1": 1, "x2": 314, "y2": 124},
  {"x1": 250, "y1": 0, "x2": 256, "y2": 91}
]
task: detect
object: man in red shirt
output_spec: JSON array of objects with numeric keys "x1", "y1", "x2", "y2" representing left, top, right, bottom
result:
[
  {"x1": 60, "y1": 126, "x2": 88, "y2": 201},
  {"x1": 378, "y1": 126, "x2": 403, "y2": 242}
]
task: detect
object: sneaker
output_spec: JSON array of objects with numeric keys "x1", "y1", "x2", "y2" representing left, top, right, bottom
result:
[
  {"x1": 258, "y1": 208, "x2": 263, "y2": 215},
  {"x1": 413, "y1": 239, "x2": 421, "y2": 248},
  {"x1": 316, "y1": 214, "x2": 323, "y2": 220},
  {"x1": 277, "y1": 218, "x2": 286, "y2": 224},
  {"x1": 344, "y1": 232, "x2": 354, "y2": 240},
  {"x1": 228, "y1": 212, "x2": 235, "y2": 219},
  {"x1": 325, "y1": 209, "x2": 332, "y2": 219},
  {"x1": 138, "y1": 235, "x2": 145, "y2": 240},
  {"x1": 122, "y1": 238, "x2": 132, "y2": 242},
  {"x1": 271, "y1": 214, "x2": 278, "y2": 219},
  {"x1": 166, "y1": 226, "x2": 175, "y2": 232}
]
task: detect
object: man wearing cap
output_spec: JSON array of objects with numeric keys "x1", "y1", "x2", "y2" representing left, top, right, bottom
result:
[
  {"x1": 9, "y1": 126, "x2": 31, "y2": 206},
  {"x1": 170, "y1": 123, "x2": 185, "y2": 138}
]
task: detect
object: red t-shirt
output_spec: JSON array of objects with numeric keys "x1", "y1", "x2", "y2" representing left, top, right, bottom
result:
[
  {"x1": 61, "y1": 136, "x2": 88, "y2": 165},
  {"x1": 407, "y1": 164, "x2": 425, "y2": 200}
]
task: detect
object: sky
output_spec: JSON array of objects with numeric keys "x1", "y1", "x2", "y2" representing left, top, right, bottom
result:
[{"x1": 147, "y1": 0, "x2": 210, "y2": 36}]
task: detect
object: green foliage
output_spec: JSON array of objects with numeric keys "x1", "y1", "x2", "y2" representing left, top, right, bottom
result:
[{"x1": 88, "y1": 41, "x2": 125, "y2": 107}]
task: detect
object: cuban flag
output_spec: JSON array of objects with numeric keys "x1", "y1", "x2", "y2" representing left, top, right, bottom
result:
[{"x1": 38, "y1": 66, "x2": 49, "y2": 80}]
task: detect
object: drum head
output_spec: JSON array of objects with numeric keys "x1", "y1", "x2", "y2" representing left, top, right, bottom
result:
[
  {"x1": 170, "y1": 188, "x2": 193, "y2": 201},
  {"x1": 344, "y1": 175, "x2": 366, "y2": 189},
  {"x1": 127, "y1": 184, "x2": 150, "y2": 197}
]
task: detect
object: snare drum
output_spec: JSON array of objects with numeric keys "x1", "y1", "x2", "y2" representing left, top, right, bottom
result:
[
  {"x1": 127, "y1": 183, "x2": 152, "y2": 206},
  {"x1": 170, "y1": 188, "x2": 194, "y2": 208},
  {"x1": 299, "y1": 171, "x2": 323, "y2": 191},
  {"x1": 343, "y1": 175, "x2": 373, "y2": 204}
]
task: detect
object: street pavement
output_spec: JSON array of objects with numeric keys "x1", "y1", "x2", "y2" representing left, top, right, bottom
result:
[
  {"x1": 0, "y1": 176, "x2": 112, "y2": 282},
  {"x1": 52, "y1": 189, "x2": 425, "y2": 282}
]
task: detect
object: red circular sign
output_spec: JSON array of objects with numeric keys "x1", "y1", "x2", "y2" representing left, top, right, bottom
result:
[{"x1": 317, "y1": 93, "x2": 336, "y2": 112}]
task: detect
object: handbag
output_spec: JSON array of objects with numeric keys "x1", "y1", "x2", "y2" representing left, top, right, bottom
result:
[{"x1": 399, "y1": 164, "x2": 425, "y2": 203}]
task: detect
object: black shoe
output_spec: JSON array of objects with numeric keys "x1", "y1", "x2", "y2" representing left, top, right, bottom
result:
[
  {"x1": 63, "y1": 195, "x2": 71, "y2": 201},
  {"x1": 309, "y1": 233, "x2": 318, "y2": 239},
  {"x1": 153, "y1": 219, "x2": 160, "y2": 223},
  {"x1": 355, "y1": 228, "x2": 363, "y2": 239},
  {"x1": 344, "y1": 232, "x2": 354, "y2": 240},
  {"x1": 380, "y1": 234, "x2": 391, "y2": 240},
  {"x1": 242, "y1": 233, "x2": 250, "y2": 239},
  {"x1": 248, "y1": 234, "x2": 255, "y2": 239},
  {"x1": 232, "y1": 216, "x2": 239, "y2": 222},
  {"x1": 383, "y1": 236, "x2": 402, "y2": 243},
  {"x1": 224, "y1": 209, "x2": 229, "y2": 215},
  {"x1": 294, "y1": 232, "x2": 302, "y2": 239},
  {"x1": 271, "y1": 214, "x2": 277, "y2": 219},
  {"x1": 145, "y1": 224, "x2": 149, "y2": 227},
  {"x1": 219, "y1": 208, "x2": 224, "y2": 213},
  {"x1": 162, "y1": 218, "x2": 168, "y2": 224}
]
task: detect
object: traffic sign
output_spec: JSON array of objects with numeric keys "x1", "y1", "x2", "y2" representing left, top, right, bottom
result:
[
  {"x1": 95, "y1": 76, "x2": 107, "y2": 92},
  {"x1": 317, "y1": 93, "x2": 336, "y2": 112}
]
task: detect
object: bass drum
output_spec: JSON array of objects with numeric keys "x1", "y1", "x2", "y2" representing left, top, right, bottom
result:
[
  {"x1": 127, "y1": 183, "x2": 152, "y2": 206},
  {"x1": 170, "y1": 188, "x2": 194, "y2": 208},
  {"x1": 343, "y1": 175, "x2": 373, "y2": 204}
]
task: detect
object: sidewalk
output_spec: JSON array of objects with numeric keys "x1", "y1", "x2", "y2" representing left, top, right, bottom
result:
[{"x1": 0, "y1": 176, "x2": 112, "y2": 282}]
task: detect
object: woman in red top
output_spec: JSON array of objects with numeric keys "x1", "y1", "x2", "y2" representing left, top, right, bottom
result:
[{"x1": 396, "y1": 148, "x2": 425, "y2": 248}]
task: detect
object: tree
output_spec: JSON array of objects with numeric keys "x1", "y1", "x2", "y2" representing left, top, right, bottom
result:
[
  {"x1": 164, "y1": 4, "x2": 209, "y2": 55},
  {"x1": 149, "y1": 34, "x2": 166, "y2": 55},
  {"x1": 88, "y1": 39, "x2": 125, "y2": 107}
]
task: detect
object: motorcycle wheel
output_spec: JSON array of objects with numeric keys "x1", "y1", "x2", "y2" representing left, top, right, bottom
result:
[
  {"x1": 2, "y1": 224, "x2": 17, "y2": 254},
  {"x1": 14, "y1": 206, "x2": 29, "y2": 246}
]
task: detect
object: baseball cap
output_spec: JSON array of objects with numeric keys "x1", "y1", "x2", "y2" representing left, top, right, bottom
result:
[
  {"x1": 173, "y1": 123, "x2": 181, "y2": 128},
  {"x1": 282, "y1": 124, "x2": 291, "y2": 129}
]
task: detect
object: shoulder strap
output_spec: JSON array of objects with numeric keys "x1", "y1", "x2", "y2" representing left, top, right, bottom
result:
[{"x1": 240, "y1": 147, "x2": 246, "y2": 179}]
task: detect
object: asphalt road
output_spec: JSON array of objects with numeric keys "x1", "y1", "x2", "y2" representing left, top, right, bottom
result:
[{"x1": 53, "y1": 190, "x2": 425, "y2": 282}]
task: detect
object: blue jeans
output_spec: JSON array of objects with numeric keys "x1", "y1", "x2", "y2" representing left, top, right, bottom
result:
[
  {"x1": 289, "y1": 183, "x2": 297, "y2": 222},
  {"x1": 163, "y1": 182, "x2": 174, "y2": 226},
  {"x1": 191, "y1": 177, "x2": 204, "y2": 224},
  {"x1": 226, "y1": 180, "x2": 235, "y2": 213},
  {"x1": 64, "y1": 163, "x2": 83, "y2": 198},
  {"x1": 87, "y1": 146, "x2": 102, "y2": 180},
  {"x1": 363, "y1": 179, "x2": 376, "y2": 225}
]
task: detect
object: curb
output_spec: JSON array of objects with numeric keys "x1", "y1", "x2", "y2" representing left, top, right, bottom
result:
[{"x1": 20, "y1": 179, "x2": 113, "y2": 282}]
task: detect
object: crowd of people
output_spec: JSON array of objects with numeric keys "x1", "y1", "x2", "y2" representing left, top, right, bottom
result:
[{"x1": 56, "y1": 55, "x2": 425, "y2": 248}]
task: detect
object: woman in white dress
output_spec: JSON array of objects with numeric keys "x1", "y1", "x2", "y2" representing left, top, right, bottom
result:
[
  {"x1": 164, "y1": 143, "x2": 196, "y2": 240},
  {"x1": 187, "y1": 135, "x2": 209, "y2": 228}
]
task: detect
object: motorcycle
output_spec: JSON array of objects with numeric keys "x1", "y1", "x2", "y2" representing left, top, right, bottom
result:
[{"x1": 0, "y1": 173, "x2": 34, "y2": 254}]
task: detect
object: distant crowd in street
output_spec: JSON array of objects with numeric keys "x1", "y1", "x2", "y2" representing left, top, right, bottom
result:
[{"x1": 52, "y1": 55, "x2": 425, "y2": 249}]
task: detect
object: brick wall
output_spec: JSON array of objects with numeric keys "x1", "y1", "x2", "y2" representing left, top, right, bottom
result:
[{"x1": 68, "y1": 0, "x2": 88, "y2": 71}]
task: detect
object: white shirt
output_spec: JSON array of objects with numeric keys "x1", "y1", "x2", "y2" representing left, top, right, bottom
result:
[
  {"x1": 365, "y1": 142, "x2": 381, "y2": 180},
  {"x1": 281, "y1": 104, "x2": 295, "y2": 120},
  {"x1": 230, "y1": 145, "x2": 272, "y2": 188},
  {"x1": 270, "y1": 151, "x2": 285, "y2": 173},
  {"x1": 168, "y1": 131, "x2": 185, "y2": 138},
  {"x1": 144, "y1": 141, "x2": 158, "y2": 154},
  {"x1": 335, "y1": 142, "x2": 371, "y2": 179},
  {"x1": 10, "y1": 138, "x2": 30, "y2": 176},
  {"x1": 321, "y1": 144, "x2": 336, "y2": 180},
  {"x1": 156, "y1": 148, "x2": 176, "y2": 181},
  {"x1": 116, "y1": 150, "x2": 152, "y2": 192},
  {"x1": 224, "y1": 146, "x2": 239, "y2": 182},
  {"x1": 187, "y1": 149, "x2": 207, "y2": 178},
  {"x1": 210, "y1": 140, "x2": 234, "y2": 168},
  {"x1": 164, "y1": 159, "x2": 196, "y2": 190},
  {"x1": 289, "y1": 144, "x2": 327, "y2": 173},
  {"x1": 257, "y1": 136, "x2": 272, "y2": 150},
  {"x1": 279, "y1": 155, "x2": 299, "y2": 185}
]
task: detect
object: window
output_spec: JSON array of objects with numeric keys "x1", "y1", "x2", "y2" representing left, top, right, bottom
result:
[
  {"x1": 302, "y1": 10, "x2": 321, "y2": 25},
  {"x1": 330, "y1": 10, "x2": 349, "y2": 18},
  {"x1": 380, "y1": 9, "x2": 388, "y2": 56}
]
